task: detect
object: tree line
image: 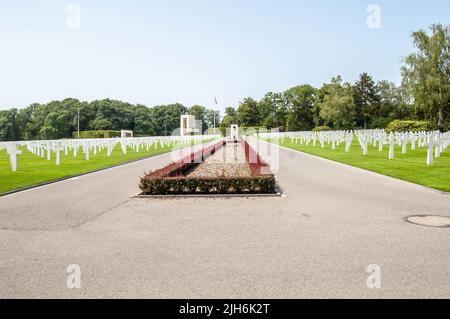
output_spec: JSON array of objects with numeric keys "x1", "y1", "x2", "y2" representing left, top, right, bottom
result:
[
  {"x1": 0, "y1": 23, "x2": 448, "y2": 141},
  {"x1": 222, "y1": 24, "x2": 449, "y2": 132},
  {"x1": 0, "y1": 100, "x2": 220, "y2": 141}
]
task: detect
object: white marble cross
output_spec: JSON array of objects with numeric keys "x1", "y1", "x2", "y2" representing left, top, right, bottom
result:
[
  {"x1": 389, "y1": 133, "x2": 395, "y2": 160},
  {"x1": 6, "y1": 143, "x2": 23, "y2": 172},
  {"x1": 427, "y1": 140, "x2": 434, "y2": 165}
]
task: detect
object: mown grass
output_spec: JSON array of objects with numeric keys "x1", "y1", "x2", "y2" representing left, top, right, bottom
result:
[
  {"x1": 0, "y1": 139, "x2": 210, "y2": 194},
  {"x1": 268, "y1": 137, "x2": 450, "y2": 192}
]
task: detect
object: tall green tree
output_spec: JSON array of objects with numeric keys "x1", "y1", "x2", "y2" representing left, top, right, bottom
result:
[
  {"x1": 402, "y1": 23, "x2": 450, "y2": 127},
  {"x1": 220, "y1": 107, "x2": 238, "y2": 128},
  {"x1": 151, "y1": 103, "x2": 187, "y2": 135},
  {"x1": 132, "y1": 104, "x2": 155, "y2": 136},
  {"x1": 0, "y1": 109, "x2": 21, "y2": 141},
  {"x1": 204, "y1": 109, "x2": 221, "y2": 129},
  {"x1": 318, "y1": 76, "x2": 356, "y2": 129},
  {"x1": 188, "y1": 105, "x2": 207, "y2": 131},
  {"x1": 284, "y1": 85, "x2": 316, "y2": 131},
  {"x1": 24, "y1": 103, "x2": 47, "y2": 140},
  {"x1": 40, "y1": 110, "x2": 72, "y2": 139},
  {"x1": 376, "y1": 81, "x2": 413, "y2": 127},
  {"x1": 237, "y1": 97, "x2": 260, "y2": 126},
  {"x1": 257, "y1": 92, "x2": 286, "y2": 129},
  {"x1": 314, "y1": 77, "x2": 341, "y2": 127},
  {"x1": 353, "y1": 73, "x2": 381, "y2": 129}
]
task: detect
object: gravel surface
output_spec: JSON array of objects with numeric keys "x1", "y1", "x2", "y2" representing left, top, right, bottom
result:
[{"x1": 187, "y1": 142, "x2": 252, "y2": 178}]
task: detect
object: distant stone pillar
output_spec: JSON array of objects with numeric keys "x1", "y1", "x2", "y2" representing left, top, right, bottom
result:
[{"x1": 230, "y1": 124, "x2": 239, "y2": 140}]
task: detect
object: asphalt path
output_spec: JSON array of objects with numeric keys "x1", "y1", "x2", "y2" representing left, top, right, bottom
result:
[{"x1": 1, "y1": 142, "x2": 449, "y2": 298}]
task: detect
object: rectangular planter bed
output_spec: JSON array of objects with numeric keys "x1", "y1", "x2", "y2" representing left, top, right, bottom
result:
[{"x1": 138, "y1": 139, "x2": 276, "y2": 195}]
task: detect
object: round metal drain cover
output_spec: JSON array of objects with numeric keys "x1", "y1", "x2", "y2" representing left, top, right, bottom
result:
[{"x1": 405, "y1": 215, "x2": 450, "y2": 228}]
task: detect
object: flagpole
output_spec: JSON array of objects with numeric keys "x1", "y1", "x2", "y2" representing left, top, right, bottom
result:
[
  {"x1": 77, "y1": 105, "x2": 80, "y2": 139},
  {"x1": 214, "y1": 97, "x2": 218, "y2": 134}
]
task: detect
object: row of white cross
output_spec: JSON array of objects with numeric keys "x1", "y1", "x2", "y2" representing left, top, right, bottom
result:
[
  {"x1": 258, "y1": 129, "x2": 450, "y2": 165},
  {"x1": 0, "y1": 135, "x2": 219, "y2": 172}
]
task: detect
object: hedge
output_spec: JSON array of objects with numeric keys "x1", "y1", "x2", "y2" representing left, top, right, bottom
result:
[
  {"x1": 218, "y1": 126, "x2": 268, "y2": 136},
  {"x1": 139, "y1": 176, "x2": 276, "y2": 195},
  {"x1": 312, "y1": 125, "x2": 332, "y2": 132},
  {"x1": 72, "y1": 130, "x2": 121, "y2": 139},
  {"x1": 139, "y1": 140, "x2": 276, "y2": 195},
  {"x1": 385, "y1": 120, "x2": 433, "y2": 133},
  {"x1": 141, "y1": 140, "x2": 224, "y2": 179}
]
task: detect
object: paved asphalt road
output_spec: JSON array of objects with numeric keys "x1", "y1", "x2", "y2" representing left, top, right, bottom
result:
[{"x1": 1, "y1": 143, "x2": 449, "y2": 298}]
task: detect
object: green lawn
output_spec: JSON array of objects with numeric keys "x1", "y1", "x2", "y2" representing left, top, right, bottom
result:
[
  {"x1": 0, "y1": 139, "x2": 209, "y2": 194},
  {"x1": 269, "y1": 137, "x2": 450, "y2": 192}
]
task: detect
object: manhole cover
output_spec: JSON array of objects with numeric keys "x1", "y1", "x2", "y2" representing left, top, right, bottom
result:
[{"x1": 405, "y1": 215, "x2": 450, "y2": 228}]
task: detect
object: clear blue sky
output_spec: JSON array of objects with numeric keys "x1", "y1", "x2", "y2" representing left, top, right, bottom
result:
[{"x1": 0, "y1": 0, "x2": 449, "y2": 112}]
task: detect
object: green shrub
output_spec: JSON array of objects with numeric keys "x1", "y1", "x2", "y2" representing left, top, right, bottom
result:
[
  {"x1": 437, "y1": 121, "x2": 450, "y2": 133},
  {"x1": 370, "y1": 117, "x2": 392, "y2": 129},
  {"x1": 72, "y1": 130, "x2": 121, "y2": 139},
  {"x1": 139, "y1": 176, "x2": 276, "y2": 195},
  {"x1": 138, "y1": 139, "x2": 277, "y2": 195},
  {"x1": 385, "y1": 120, "x2": 434, "y2": 133},
  {"x1": 218, "y1": 126, "x2": 268, "y2": 136},
  {"x1": 312, "y1": 125, "x2": 332, "y2": 132}
]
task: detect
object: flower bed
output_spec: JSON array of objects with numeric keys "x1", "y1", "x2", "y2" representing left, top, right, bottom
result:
[
  {"x1": 142, "y1": 140, "x2": 225, "y2": 179},
  {"x1": 139, "y1": 140, "x2": 276, "y2": 195}
]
